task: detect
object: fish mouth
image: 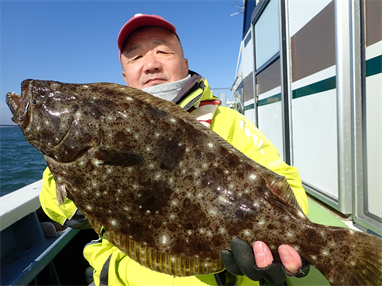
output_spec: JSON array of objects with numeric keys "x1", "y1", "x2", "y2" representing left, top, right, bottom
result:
[
  {"x1": 6, "y1": 80, "x2": 33, "y2": 129},
  {"x1": 6, "y1": 92, "x2": 22, "y2": 115}
]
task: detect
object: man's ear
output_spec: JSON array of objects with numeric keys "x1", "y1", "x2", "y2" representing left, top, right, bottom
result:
[
  {"x1": 122, "y1": 70, "x2": 129, "y2": 86},
  {"x1": 184, "y1": 58, "x2": 189, "y2": 72}
]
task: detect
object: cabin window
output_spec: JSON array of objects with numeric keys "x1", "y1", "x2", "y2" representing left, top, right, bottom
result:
[
  {"x1": 243, "y1": 0, "x2": 256, "y2": 38},
  {"x1": 254, "y1": 0, "x2": 280, "y2": 70}
]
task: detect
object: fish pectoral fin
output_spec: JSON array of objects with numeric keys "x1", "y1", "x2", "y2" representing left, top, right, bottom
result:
[
  {"x1": 266, "y1": 175, "x2": 305, "y2": 214},
  {"x1": 93, "y1": 147, "x2": 144, "y2": 167},
  {"x1": 56, "y1": 183, "x2": 68, "y2": 206}
]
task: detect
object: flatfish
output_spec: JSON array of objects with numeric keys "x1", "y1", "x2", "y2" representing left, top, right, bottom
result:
[{"x1": 6, "y1": 79, "x2": 382, "y2": 286}]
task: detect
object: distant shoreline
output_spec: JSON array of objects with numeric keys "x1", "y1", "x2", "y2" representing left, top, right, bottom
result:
[{"x1": 0, "y1": 124, "x2": 17, "y2": 127}]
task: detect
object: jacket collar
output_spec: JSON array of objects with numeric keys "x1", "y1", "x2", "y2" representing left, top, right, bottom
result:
[{"x1": 173, "y1": 70, "x2": 217, "y2": 110}]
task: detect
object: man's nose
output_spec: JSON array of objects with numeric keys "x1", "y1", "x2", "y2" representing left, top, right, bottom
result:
[{"x1": 143, "y1": 53, "x2": 162, "y2": 73}]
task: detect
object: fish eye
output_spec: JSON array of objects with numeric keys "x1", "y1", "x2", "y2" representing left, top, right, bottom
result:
[{"x1": 32, "y1": 99, "x2": 37, "y2": 104}]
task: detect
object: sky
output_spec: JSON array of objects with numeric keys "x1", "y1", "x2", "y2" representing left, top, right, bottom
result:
[{"x1": 0, "y1": 0, "x2": 244, "y2": 125}]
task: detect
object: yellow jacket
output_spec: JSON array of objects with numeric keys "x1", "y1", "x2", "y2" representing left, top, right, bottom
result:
[{"x1": 39, "y1": 74, "x2": 308, "y2": 286}]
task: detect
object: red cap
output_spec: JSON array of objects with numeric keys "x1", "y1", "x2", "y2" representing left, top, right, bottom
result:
[{"x1": 117, "y1": 14, "x2": 178, "y2": 57}]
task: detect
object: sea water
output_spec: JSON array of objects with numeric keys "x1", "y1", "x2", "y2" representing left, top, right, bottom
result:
[{"x1": 0, "y1": 126, "x2": 46, "y2": 196}]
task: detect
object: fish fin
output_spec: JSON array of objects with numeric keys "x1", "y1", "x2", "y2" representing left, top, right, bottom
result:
[
  {"x1": 56, "y1": 183, "x2": 67, "y2": 206},
  {"x1": 265, "y1": 175, "x2": 305, "y2": 214},
  {"x1": 93, "y1": 148, "x2": 144, "y2": 167},
  {"x1": 105, "y1": 227, "x2": 224, "y2": 276},
  {"x1": 313, "y1": 226, "x2": 382, "y2": 285}
]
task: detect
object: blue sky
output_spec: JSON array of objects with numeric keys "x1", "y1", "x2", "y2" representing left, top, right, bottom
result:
[{"x1": 0, "y1": 0, "x2": 244, "y2": 125}]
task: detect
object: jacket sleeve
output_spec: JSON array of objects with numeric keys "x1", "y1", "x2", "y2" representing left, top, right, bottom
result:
[
  {"x1": 39, "y1": 167, "x2": 91, "y2": 229},
  {"x1": 210, "y1": 106, "x2": 309, "y2": 215}
]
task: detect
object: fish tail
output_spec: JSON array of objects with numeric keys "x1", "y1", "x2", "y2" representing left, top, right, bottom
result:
[{"x1": 311, "y1": 226, "x2": 382, "y2": 286}]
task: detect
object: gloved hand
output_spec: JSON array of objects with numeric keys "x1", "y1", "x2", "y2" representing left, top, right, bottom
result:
[{"x1": 221, "y1": 238, "x2": 310, "y2": 286}]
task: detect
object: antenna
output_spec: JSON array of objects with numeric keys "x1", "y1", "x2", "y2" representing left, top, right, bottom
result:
[{"x1": 230, "y1": 0, "x2": 244, "y2": 16}]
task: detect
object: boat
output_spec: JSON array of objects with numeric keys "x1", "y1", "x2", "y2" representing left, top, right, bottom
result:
[
  {"x1": 1, "y1": 0, "x2": 381, "y2": 285},
  {"x1": 0, "y1": 180, "x2": 97, "y2": 285},
  {"x1": 230, "y1": 0, "x2": 382, "y2": 236}
]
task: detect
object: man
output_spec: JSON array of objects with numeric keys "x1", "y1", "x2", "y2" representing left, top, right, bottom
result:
[{"x1": 40, "y1": 14, "x2": 310, "y2": 286}]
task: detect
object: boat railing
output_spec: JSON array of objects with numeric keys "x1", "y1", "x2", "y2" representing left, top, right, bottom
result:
[{"x1": 0, "y1": 181, "x2": 79, "y2": 285}]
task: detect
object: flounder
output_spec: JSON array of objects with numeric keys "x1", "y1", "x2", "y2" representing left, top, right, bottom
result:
[{"x1": 6, "y1": 79, "x2": 382, "y2": 286}]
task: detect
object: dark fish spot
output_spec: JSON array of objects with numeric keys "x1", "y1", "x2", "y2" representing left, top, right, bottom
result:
[
  {"x1": 212, "y1": 234, "x2": 225, "y2": 246},
  {"x1": 137, "y1": 176, "x2": 152, "y2": 187},
  {"x1": 183, "y1": 198, "x2": 191, "y2": 208},
  {"x1": 304, "y1": 229, "x2": 317, "y2": 239},
  {"x1": 235, "y1": 210, "x2": 243, "y2": 219},
  {"x1": 95, "y1": 148, "x2": 143, "y2": 167},
  {"x1": 144, "y1": 136, "x2": 152, "y2": 144},
  {"x1": 161, "y1": 122, "x2": 171, "y2": 131},
  {"x1": 72, "y1": 175, "x2": 85, "y2": 186},
  {"x1": 90, "y1": 108, "x2": 101, "y2": 119},
  {"x1": 70, "y1": 104, "x2": 79, "y2": 114},
  {"x1": 167, "y1": 223, "x2": 178, "y2": 232},
  {"x1": 145, "y1": 197, "x2": 155, "y2": 206},
  {"x1": 180, "y1": 199, "x2": 208, "y2": 230},
  {"x1": 152, "y1": 220, "x2": 162, "y2": 229},
  {"x1": 159, "y1": 162, "x2": 169, "y2": 170},
  {"x1": 98, "y1": 185, "x2": 107, "y2": 193},
  {"x1": 124, "y1": 221, "x2": 155, "y2": 247},
  {"x1": 219, "y1": 146, "x2": 241, "y2": 167},
  {"x1": 183, "y1": 235, "x2": 211, "y2": 258},
  {"x1": 186, "y1": 223, "x2": 193, "y2": 229},
  {"x1": 339, "y1": 245, "x2": 351, "y2": 257},
  {"x1": 85, "y1": 161, "x2": 95, "y2": 172},
  {"x1": 184, "y1": 175, "x2": 193, "y2": 182},
  {"x1": 171, "y1": 144, "x2": 185, "y2": 158},
  {"x1": 157, "y1": 136, "x2": 185, "y2": 170},
  {"x1": 102, "y1": 88, "x2": 117, "y2": 97},
  {"x1": 228, "y1": 226, "x2": 239, "y2": 236},
  {"x1": 113, "y1": 131, "x2": 130, "y2": 147},
  {"x1": 172, "y1": 237, "x2": 186, "y2": 256},
  {"x1": 206, "y1": 152, "x2": 216, "y2": 161},
  {"x1": 81, "y1": 133, "x2": 92, "y2": 144},
  {"x1": 156, "y1": 137, "x2": 167, "y2": 147},
  {"x1": 149, "y1": 107, "x2": 167, "y2": 119},
  {"x1": 267, "y1": 224, "x2": 276, "y2": 230},
  {"x1": 83, "y1": 100, "x2": 103, "y2": 119},
  {"x1": 137, "y1": 183, "x2": 172, "y2": 215},
  {"x1": 164, "y1": 138, "x2": 184, "y2": 157}
]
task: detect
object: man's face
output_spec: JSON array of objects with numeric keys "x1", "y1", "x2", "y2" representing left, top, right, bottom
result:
[{"x1": 120, "y1": 26, "x2": 189, "y2": 89}]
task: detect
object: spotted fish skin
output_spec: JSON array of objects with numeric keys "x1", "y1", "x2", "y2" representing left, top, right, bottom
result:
[{"x1": 6, "y1": 79, "x2": 382, "y2": 285}]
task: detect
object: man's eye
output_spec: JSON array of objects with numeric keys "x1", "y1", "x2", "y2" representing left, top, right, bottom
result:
[{"x1": 130, "y1": 55, "x2": 141, "y2": 61}]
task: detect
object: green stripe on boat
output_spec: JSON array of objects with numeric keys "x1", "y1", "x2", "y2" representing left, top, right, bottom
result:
[
  {"x1": 366, "y1": 55, "x2": 382, "y2": 77},
  {"x1": 244, "y1": 55, "x2": 381, "y2": 108}
]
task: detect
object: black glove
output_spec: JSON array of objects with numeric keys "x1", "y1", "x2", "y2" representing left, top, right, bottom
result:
[{"x1": 221, "y1": 238, "x2": 310, "y2": 286}]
